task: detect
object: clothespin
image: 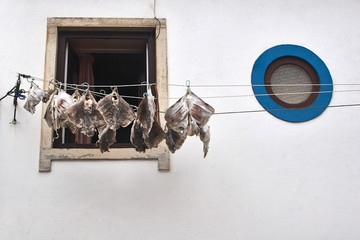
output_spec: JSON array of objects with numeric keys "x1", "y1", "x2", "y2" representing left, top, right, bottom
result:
[{"x1": 186, "y1": 80, "x2": 191, "y2": 95}]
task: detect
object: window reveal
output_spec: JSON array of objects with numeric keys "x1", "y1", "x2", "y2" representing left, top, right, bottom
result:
[{"x1": 54, "y1": 31, "x2": 156, "y2": 148}]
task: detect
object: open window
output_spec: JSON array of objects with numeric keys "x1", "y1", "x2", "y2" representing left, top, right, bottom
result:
[
  {"x1": 40, "y1": 18, "x2": 169, "y2": 171},
  {"x1": 54, "y1": 30, "x2": 156, "y2": 148}
]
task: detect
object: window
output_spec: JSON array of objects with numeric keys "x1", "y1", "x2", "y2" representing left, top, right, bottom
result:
[
  {"x1": 251, "y1": 44, "x2": 333, "y2": 122},
  {"x1": 40, "y1": 18, "x2": 169, "y2": 171},
  {"x1": 54, "y1": 30, "x2": 155, "y2": 148}
]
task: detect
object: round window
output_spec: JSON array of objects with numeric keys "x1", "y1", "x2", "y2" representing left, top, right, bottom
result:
[{"x1": 251, "y1": 45, "x2": 333, "y2": 122}]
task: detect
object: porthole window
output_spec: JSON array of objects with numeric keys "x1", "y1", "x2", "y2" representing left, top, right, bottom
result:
[{"x1": 251, "y1": 44, "x2": 333, "y2": 122}]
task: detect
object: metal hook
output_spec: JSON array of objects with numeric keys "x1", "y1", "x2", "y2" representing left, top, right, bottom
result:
[
  {"x1": 80, "y1": 82, "x2": 90, "y2": 95},
  {"x1": 143, "y1": 92, "x2": 147, "y2": 98},
  {"x1": 99, "y1": 89, "x2": 107, "y2": 95}
]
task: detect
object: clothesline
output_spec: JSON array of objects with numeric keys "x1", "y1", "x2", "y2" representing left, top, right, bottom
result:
[
  {"x1": 64, "y1": 83, "x2": 360, "y2": 100},
  {"x1": 56, "y1": 85, "x2": 360, "y2": 115},
  {"x1": 6, "y1": 73, "x2": 360, "y2": 128},
  {"x1": 21, "y1": 75, "x2": 360, "y2": 100},
  {"x1": 26, "y1": 75, "x2": 360, "y2": 88},
  {"x1": 183, "y1": 103, "x2": 360, "y2": 115}
]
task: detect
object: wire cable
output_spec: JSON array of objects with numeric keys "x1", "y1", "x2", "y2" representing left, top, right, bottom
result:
[
  {"x1": 18, "y1": 74, "x2": 360, "y2": 101},
  {"x1": 159, "y1": 103, "x2": 360, "y2": 115},
  {"x1": 153, "y1": 0, "x2": 161, "y2": 39},
  {"x1": 212, "y1": 103, "x2": 360, "y2": 115},
  {"x1": 167, "y1": 83, "x2": 360, "y2": 87},
  {"x1": 65, "y1": 84, "x2": 145, "y2": 99},
  {"x1": 0, "y1": 86, "x2": 16, "y2": 101},
  {"x1": 165, "y1": 89, "x2": 360, "y2": 100},
  {"x1": 27, "y1": 74, "x2": 360, "y2": 88}
]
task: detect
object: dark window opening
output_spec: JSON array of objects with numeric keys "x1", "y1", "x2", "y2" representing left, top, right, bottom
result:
[{"x1": 53, "y1": 30, "x2": 156, "y2": 148}]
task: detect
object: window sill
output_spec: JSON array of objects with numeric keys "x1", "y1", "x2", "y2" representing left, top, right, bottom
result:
[{"x1": 39, "y1": 143, "x2": 170, "y2": 172}]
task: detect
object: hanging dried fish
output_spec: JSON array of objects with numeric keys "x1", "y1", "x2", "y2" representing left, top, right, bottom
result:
[
  {"x1": 130, "y1": 89, "x2": 165, "y2": 152},
  {"x1": 72, "y1": 89, "x2": 81, "y2": 102},
  {"x1": 23, "y1": 84, "x2": 45, "y2": 114},
  {"x1": 44, "y1": 90, "x2": 74, "y2": 129},
  {"x1": 65, "y1": 91, "x2": 105, "y2": 137},
  {"x1": 95, "y1": 91, "x2": 136, "y2": 152},
  {"x1": 165, "y1": 90, "x2": 215, "y2": 157},
  {"x1": 199, "y1": 124, "x2": 210, "y2": 157},
  {"x1": 165, "y1": 127, "x2": 187, "y2": 153},
  {"x1": 96, "y1": 125, "x2": 116, "y2": 153},
  {"x1": 130, "y1": 119, "x2": 147, "y2": 153},
  {"x1": 54, "y1": 90, "x2": 75, "y2": 130},
  {"x1": 97, "y1": 91, "x2": 136, "y2": 130},
  {"x1": 164, "y1": 95, "x2": 188, "y2": 134},
  {"x1": 144, "y1": 120, "x2": 166, "y2": 149},
  {"x1": 44, "y1": 93, "x2": 55, "y2": 129},
  {"x1": 42, "y1": 88, "x2": 55, "y2": 103},
  {"x1": 63, "y1": 91, "x2": 83, "y2": 134},
  {"x1": 136, "y1": 89, "x2": 156, "y2": 137}
]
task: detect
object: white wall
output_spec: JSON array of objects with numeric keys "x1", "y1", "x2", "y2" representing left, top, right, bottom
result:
[{"x1": 1, "y1": 0, "x2": 360, "y2": 239}]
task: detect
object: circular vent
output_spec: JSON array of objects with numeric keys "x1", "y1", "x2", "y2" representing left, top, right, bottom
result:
[{"x1": 251, "y1": 45, "x2": 333, "y2": 122}]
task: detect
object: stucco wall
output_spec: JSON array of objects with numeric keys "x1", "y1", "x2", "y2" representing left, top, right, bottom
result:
[{"x1": 1, "y1": 0, "x2": 360, "y2": 239}]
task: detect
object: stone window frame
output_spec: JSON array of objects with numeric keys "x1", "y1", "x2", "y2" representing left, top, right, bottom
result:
[{"x1": 39, "y1": 18, "x2": 169, "y2": 172}]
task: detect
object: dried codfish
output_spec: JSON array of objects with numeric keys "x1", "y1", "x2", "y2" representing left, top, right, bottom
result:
[
  {"x1": 164, "y1": 95, "x2": 188, "y2": 133},
  {"x1": 130, "y1": 119, "x2": 147, "y2": 153},
  {"x1": 23, "y1": 84, "x2": 45, "y2": 114},
  {"x1": 95, "y1": 91, "x2": 136, "y2": 152},
  {"x1": 165, "y1": 126, "x2": 187, "y2": 153},
  {"x1": 96, "y1": 125, "x2": 116, "y2": 153},
  {"x1": 136, "y1": 89, "x2": 156, "y2": 137},
  {"x1": 144, "y1": 120, "x2": 166, "y2": 149},
  {"x1": 65, "y1": 92, "x2": 105, "y2": 137},
  {"x1": 97, "y1": 91, "x2": 135, "y2": 130},
  {"x1": 44, "y1": 93, "x2": 55, "y2": 129},
  {"x1": 72, "y1": 90, "x2": 81, "y2": 102},
  {"x1": 53, "y1": 90, "x2": 75, "y2": 130},
  {"x1": 187, "y1": 91, "x2": 214, "y2": 127},
  {"x1": 42, "y1": 88, "x2": 55, "y2": 103},
  {"x1": 130, "y1": 89, "x2": 165, "y2": 152},
  {"x1": 199, "y1": 124, "x2": 210, "y2": 158},
  {"x1": 43, "y1": 90, "x2": 74, "y2": 130},
  {"x1": 164, "y1": 90, "x2": 215, "y2": 157}
]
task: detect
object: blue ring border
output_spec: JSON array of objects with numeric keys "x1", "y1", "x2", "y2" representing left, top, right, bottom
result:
[{"x1": 251, "y1": 44, "x2": 333, "y2": 122}]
